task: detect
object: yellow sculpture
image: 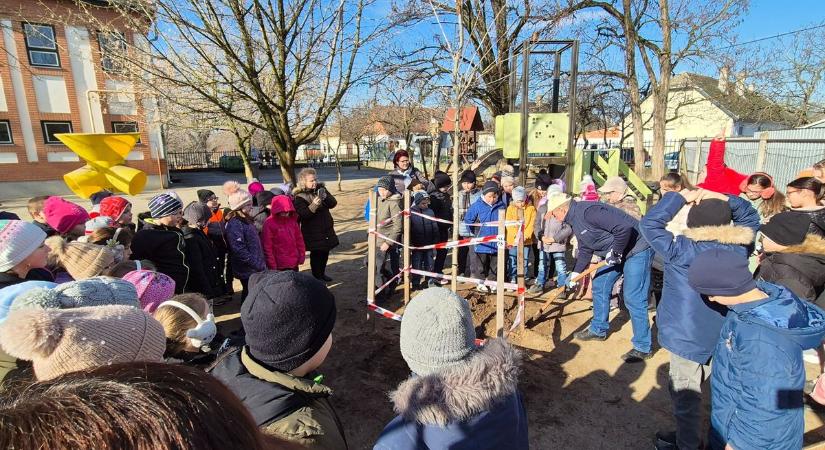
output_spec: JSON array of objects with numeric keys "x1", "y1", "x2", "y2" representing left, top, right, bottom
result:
[{"x1": 58, "y1": 133, "x2": 147, "y2": 198}]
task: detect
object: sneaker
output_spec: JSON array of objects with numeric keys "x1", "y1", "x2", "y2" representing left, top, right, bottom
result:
[
  {"x1": 654, "y1": 431, "x2": 678, "y2": 450},
  {"x1": 573, "y1": 329, "x2": 607, "y2": 341},
  {"x1": 489, "y1": 284, "x2": 497, "y2": 293},
  {"x1": 476, "y1": 283, "x2": 490, "y2": 293},
  {"x1": 438, "y1": 278, "x2": 450, "y2": 285},
  {"x1": 527, "y1": 284, "x2": 543, "y2": 295},
  {"x1": 622, "y1": 349, "x2": 653, "y2": 363}
]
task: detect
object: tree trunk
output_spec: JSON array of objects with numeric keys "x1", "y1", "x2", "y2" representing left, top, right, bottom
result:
[
  {"x1": 650, "y1": 92, "x2": 668, "y2": 180},
  {"x1": 278, "y1": 145, "x2": 297, "y2": 185}
]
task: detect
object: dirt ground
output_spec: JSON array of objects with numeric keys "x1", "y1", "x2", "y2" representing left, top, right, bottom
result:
[{"x1": 4, "y1": 170, "x2": 824, "y2": 449}]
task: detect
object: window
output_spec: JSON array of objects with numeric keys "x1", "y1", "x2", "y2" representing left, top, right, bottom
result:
[
  {"x1": 98, "y1": 31, "x2": 126, "y2": 73},
  {"x1": 0, "y1": 121, "x2": 12, "y2": 144},
  {"x1": 23, "y1": 23, "x2": 60, "y2": 68},
  {"x1": 112, "y1": 121, "x2": 141, "y2": 143},
  {"x1": 41, "y1": 121, "x2": 72, "y2": 144}
]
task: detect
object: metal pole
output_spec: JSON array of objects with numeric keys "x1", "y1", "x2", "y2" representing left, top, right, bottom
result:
[
  {"x1": 509, "y1": 50, "x2": 517, "y2": 113},
  {"x1": 518, "y1": 43, "x2": 530, "y2": 187},
  {"x1": 403, "y1": 189, "x2": 411, "y2": 305},
  {"x1": 564, "y1": 41, "x2": 580, "y2": 193},
  {"x1": 496, "y1": 209, "x2": 506, "y2": 337},
  {"x1": 551, "y1": 52, "x2": 561, "y2": 113}
]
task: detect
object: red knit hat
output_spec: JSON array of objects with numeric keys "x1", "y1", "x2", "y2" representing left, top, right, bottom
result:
[
  {"x1": 43, "y1": 197, "x2": 89, "y2": 234},
  {"x1": 98, "y1": 196, "x2": 130, "y2": 221}
]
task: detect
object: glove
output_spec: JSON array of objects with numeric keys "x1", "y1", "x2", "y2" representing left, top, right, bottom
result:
[
  {"x1": 566, "y1": 272, "x2": 580, "y2": 289},
  {"x1": 605, "y1": 250, "x2": 622, "y2": 266}
]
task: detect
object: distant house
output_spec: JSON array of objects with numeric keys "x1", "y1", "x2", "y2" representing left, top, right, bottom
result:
[{"x1": 623, "y1": 71, "x2": 794, "y2": 141}]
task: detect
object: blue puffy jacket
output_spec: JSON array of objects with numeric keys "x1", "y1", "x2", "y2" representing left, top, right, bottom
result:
[
  {"x1": 463, "y1": 197, "x2": 504, "y2": 254},
  {"x1": 225, "y1": 216, "x2": 266, "y2": 280},
  {"x1": 709, "y1": 281, "x2": 825, "y2": 450},
  {"x1": 373, "y1": 339, "x2": 528, "y2": 450},
  {"x1": 639, "y1": 192, "x2": 759, "y2": 364}
]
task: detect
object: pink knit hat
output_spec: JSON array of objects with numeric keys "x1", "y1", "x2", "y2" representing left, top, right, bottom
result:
[
  {"x1": 228, "y1": 189, "x2": 253, "y2": 211},
  {"x1": 122, "y1": 270, "x2": 176, "y2": 312},
  {"x1": 43, "y1": 197, "x2": 90, "y2": 234},
  {"x1": 248, "y1": 180, "x2": 265, "y2": 196},
  {"x1": 0, "y1": 305, "x2": 165, "y2": 380}
]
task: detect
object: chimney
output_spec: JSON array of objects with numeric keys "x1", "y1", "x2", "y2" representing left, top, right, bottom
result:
[
  {"x1": 735, "y1": 71, "x2": 747, "y2": 97},
  {"x1": 718, "y1": 67, "x2": 730, "y2": 93}
]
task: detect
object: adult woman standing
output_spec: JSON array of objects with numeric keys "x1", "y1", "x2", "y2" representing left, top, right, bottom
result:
[
  {"x1": 389, "y1": 150, "x2": 429, "y2": 193},
  {"x1": 786, "y1": 177, "x2": 825, "y2": 236},
  {"x1": 293, "y1": 168, "x2": 339, "y2": 281}
]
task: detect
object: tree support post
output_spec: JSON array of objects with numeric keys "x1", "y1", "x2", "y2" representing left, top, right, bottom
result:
[
  {"x1": 403, "y1": 189, "x2": 411, "y2": 305},
  {"x1": 517, "y1": 208, "x2": 525, "y2": 333},
  {"x1": 367, "y1": 190, "x2": 377, "y2": 317},
  {"x1": 496, "y1": 209, "x2": 506, "y2": 337}
]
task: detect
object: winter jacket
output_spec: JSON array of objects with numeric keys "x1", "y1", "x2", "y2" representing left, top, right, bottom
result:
[
  {"x1": 31, "y1": 220, "x2": 57, "y2": 237},
  {"x1": 0, "y1": 270, "x2": 54, "y2": 290},
  {"x1": 204, "y1": 208, "x2": 228, "y2": 254},
  {"x1": 293, "y1": 183, "x2": 339, "y2": 252},
  {"x1": 709, "y1": 281, "x2": 825, "y2": 450},
  {"x1": 758, "y1": 234, "x2": 825, "y2": 306},
  {"x1": 373, "y1": 339, "x2": 528, "y2": 450},
  {"x1": 390, "y1": 167, "x2": 430, "y2": 194},
  {"x1": 789, "y1": 207, "x2": 825, "y2": 238},
  {"x1": 426, "y1": 185, "x2": 452, "y2": 237},
  {"x1": 376, "y1": 193, "x2": 403, "y2": 246},
  {"x1": 262, "y1": 196, "x2": 306, "y2": 270},
  {"x1": 131, "y1": 222, "x2": 189, "y2": 294},
  {"x1": 639, "y1": 192, "x2": 759, "y2": 364},
  {"x1": 697, "y1": 139, "x2": 747, "y2": 196},
  {"x1": 458, "y1": 189, "x2": 481, "y2": 236},
  {"x1": 409, "y1": 205, "x2": 439, "y2": 247},
  {"x1": 209, "y1": 347, "x2": 348, "y2": 450},
  {"x1": 181, "y1": 225, "x2": 221, "y2": 298},
  {"x1": 541, "y1": 215, "x2": 572, "y2": 253},
  {"x1": 463, "y1": 197, "x2": 505, "y2": 254},
  {"x1": 533, "y1": 196, "x2": 548, "y2": 241},
  {"x1": 565, "y1": 200, "x2": 649, "y2": 273},
  {"x1": 505, "y1": 204, "x2": 536, "y2": 246},
  {"x1": 606, "y1": 195, "x2": 641, "y2": 220},
  {"x1": 249, "y1": 206, "x2": 269, "y2": 233},
  {"x1": 225, "y1": 215, "x2": 266, "y2": 280}
]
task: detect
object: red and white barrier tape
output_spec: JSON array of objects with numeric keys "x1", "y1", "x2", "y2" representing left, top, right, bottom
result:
[
  {"x1": 406, "y1": 209, "x2": 523, "y2": 227},
  {"x1": 370, "y1": 230, "x2": 504, "y2": 251},
  {"x1": 374, "y1": 267, "x2": 408, "y2": 295},
  {"x1": 408, "y1": 268, "x2": 527, "y2": 293}
]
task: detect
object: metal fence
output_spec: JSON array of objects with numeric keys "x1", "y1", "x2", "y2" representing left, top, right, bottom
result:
[
  {"x1": 682, "y1": 136, "x2": 825, "y2": 188},
  {"x1": 166, "y1": 149, "x2": 359, "y2": 172}
]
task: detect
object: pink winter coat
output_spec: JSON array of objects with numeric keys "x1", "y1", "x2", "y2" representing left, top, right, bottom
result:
[{"x1": 261, "y1": 196, "x2": 306, "y2": 270}]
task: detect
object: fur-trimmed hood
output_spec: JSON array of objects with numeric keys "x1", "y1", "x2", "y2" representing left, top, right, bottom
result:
[
  {"x1": 682, "y1": 224, "x2": 755, "y2": 245},
  {"x1": 777, "y1": 234, "x2": 825, "y2": 256},
  {"x1": 390, "y1": 338, "x2": 521, "y2": 426}
]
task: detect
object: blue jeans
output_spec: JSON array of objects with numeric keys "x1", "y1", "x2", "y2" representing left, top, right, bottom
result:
[
  {"x1": 536, "y1": 251, "x2": 568, "y2": 287},
  {"x1": 589, "y1": 247, "x2": 652, "y2": 353},
  {"x1": 411, "y1": 249, "x2": 434, "y2": 286},
  {"x1": 506, "y1": 246, "x2": 530, "y2": 281}
]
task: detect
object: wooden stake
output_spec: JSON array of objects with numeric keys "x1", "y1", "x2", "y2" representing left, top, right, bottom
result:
[
  {"x1": 403, "y1": 189, "x2": 411, "y2": 305},
  {"x1": 366, "y1": 190, "x2": 377, "y2": 305},
  {"x1": 496, "y1": 209, "x2": 506, "y2": 337},
  {"x1": 517, "y1": 208, "x2": 526, "y2": 332}
]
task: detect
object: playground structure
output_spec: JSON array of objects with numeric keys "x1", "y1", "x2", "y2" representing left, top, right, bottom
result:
[
  {"x1": 366, "y1": 189, "x2": 531, "y2": 337},
  {"x1": 57, "y1": 132, "x2": 148, "y2": 198}
]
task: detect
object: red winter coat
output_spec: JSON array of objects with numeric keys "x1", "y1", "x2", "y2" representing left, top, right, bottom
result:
[
  {"x1": 697, "y1": 139, "x2": 747, "y2": 195},
  {"x1": 261, "y1": 196, "x2": 306, "y2": 270}
]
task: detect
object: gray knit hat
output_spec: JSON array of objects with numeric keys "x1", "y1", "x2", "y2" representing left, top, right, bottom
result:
[
  {"x1": 12, "y1": 276, "x2": 139, "y2": 311},
  {"x1": 400, "y1": 287, "x2": 477, "y2": 375}
]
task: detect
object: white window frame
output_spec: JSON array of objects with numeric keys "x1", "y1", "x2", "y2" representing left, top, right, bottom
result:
[
  {"x1": 112, "y1": 121, "x2": 141, "y2": 143},
  {"x1": 41, "y1": 121, "x2": 73, "y2": 144},
  {"x1": 23, "y1": 23, "x2": 60, "y2": 68}
]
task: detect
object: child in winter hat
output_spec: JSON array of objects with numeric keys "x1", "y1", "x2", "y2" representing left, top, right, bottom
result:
[
  {"x1": 0, "y1": 281, "x2": 56, "y2": 323},
  {"x1": 579, "y1": 175, "x2": 599, "y2": 201},
  {"x1": 122, "y1": 270, "x2": 176, "y2": 312},
  {"x1": 248, "y1": 180, "x2": 265, "y2": 198},
  {"x1": 153, "y1": 293, "x2": 216, "y2": 360},
  {"x1": 0, "y1": 220, "x2": 49, "y2": 277},
  {"x1": 45, "y1": 236, "x2": 116, "y2": 280},
  {"x1": 98, "y1": 196, "x2": 133, "y2": 226},
  {"x1": 0, "y1": 305, "x2": 166, "y2": 380},
  {"x1": 228, "y1": 189, "x2": 253, "y2": 211},
  {"x1": 83, "y1": 216, "x2": 115, "y2": 237},
  {"x1": 43, "y1": 197, "x2": 89, "y2": 238},
  {"x1": 11, "y1": 276, "x2": 139, "y2": 311},
  {"x1": 148, "y1": 193, "x2": 184, "y2": 220}
]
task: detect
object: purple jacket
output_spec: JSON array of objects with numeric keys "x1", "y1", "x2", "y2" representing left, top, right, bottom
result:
[{"x1": 225, "y1": 216, "x2": 265, "y2": 280}]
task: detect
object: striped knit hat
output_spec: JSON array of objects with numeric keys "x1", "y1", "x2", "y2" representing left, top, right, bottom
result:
[
  {"x1": 0, "y1": 220, "x2": 47, "y2": 272},
  {"x1": 148, "y1": 193, "x2": 183, "y2": 219}
]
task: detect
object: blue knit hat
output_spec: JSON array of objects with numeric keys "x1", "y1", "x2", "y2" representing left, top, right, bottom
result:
[
  {"x1": 148, "y1": 193, "x2": 183, "y2": 219},
  {"x1": 688, "y1": 248, "x2": 756, "y2": 296}
]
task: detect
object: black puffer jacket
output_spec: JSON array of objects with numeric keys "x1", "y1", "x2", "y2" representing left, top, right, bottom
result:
[
  {"x1": 794, "y1": 207, "x2": 825, "y2": 237},
  {"x1": 293, "y1": 183, "x2": 339, "y2": 252},
  {"x1": 427, "y1": 184, "x2": 452, "y2": 238},
  {"x1": 758, "y1": 234, "x2": 825, "y2": 307},
  {"x1": 131, "y1": 222, "x2": 189, "y2": 294},
  {"x1": 181, "y1": 225, "x2": 221, "y2": 298}
]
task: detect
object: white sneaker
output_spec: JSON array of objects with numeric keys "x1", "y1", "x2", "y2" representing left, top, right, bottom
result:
[
  {"x1": 489, "y1": 284, "x2": 497, "y2": 293},
  {"x1": 476, "y1": 283, "x2": 490, "y2": 293}
]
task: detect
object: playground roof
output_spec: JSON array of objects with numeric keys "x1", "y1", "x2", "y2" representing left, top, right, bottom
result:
[{"x1": 442, "y1": 106, "x2": 485, "y2": 132}]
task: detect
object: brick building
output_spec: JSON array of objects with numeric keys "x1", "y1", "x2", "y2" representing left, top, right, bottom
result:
[{"x1": 0, "y1": 0, "x2": 165, "y2": 195}]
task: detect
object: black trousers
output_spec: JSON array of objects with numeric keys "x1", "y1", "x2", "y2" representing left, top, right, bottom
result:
[
  {"x1": 433, "y1": 228, "x2": 449, "y2": 274},
  {"x1": 472, "y1": 252, "x2": 496, "y2": 281},
  {"x1": 240, "y1": 277, "x2": 250, "y2": 302},
  {"x1": 457, "y1": 236, "x2": 475, "y2": 277},
  {"x1": 310, "y1": 250, "x2": 330, "y2": 278}
]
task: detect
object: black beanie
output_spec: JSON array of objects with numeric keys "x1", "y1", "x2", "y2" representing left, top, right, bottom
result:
[
  {"x1": 197, "y1": 189, "x2": 216, "y2": 203},
  {"x1": 242, "y1": 271, "x2": 337, "y2": 372},
  {"x1": 255, "y1": 191, "x2": 275, "y2": 209},
  {"x1": 761, "y1": 211, "x2": 810, "y2": 246},
  {"x1": 535, "y1": 173, "x2": 552, "y2": 190},
  {"x1": 482, "y1": 180, "x2": 500, "y2": 196},
  {"x1": 460, "y1": 170, "x2": 476, "y2": 184},
  {"x1": 89, "y1": 190, "x2": 113, "y2": 205},
  {"x1": 433, "y1": 172, "x2": 451, "y2": 189},
  {"x1": 687, "y1": 199, "x2": 732, "y2": 228}
]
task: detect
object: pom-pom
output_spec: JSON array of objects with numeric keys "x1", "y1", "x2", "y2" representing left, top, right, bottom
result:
[{"x1": 0, "y1": 309, "x2": 64, "y2": 359}]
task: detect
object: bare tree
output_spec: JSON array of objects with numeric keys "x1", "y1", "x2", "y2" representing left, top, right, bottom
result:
[{"x1": 569, "y1": 0, "x2": 748, "y2": 179}]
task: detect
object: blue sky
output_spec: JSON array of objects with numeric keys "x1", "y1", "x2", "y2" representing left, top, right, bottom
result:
[{"x1": 737, "y1": 0, "x2": 824, "y2": 40}]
